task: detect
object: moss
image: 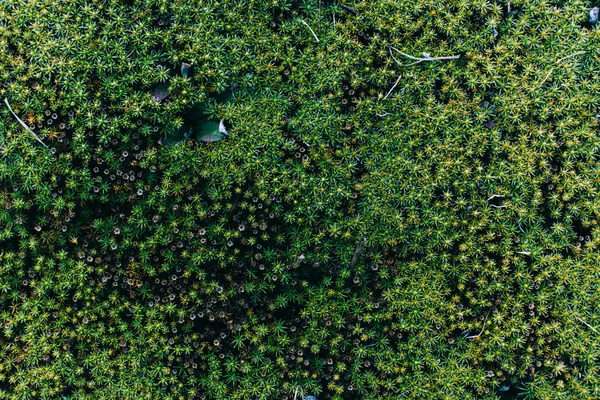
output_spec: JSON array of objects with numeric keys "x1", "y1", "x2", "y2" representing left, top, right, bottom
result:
[{"x1": 1, "y1": 0, "x2": 600, "y2": 399}]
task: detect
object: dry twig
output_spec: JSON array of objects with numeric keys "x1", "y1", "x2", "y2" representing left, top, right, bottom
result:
[
  {"x1": 301, "y1": 20, "x2": 319, "y2": 42},
  {"x1": 568, "y1": 306, "x2": 599, "y2": 334},
  {"x1": 293, "y1": 386, "x2": 304, "y2": 400},
  {"x1": 487, "y1": 194, "x2": 506, "y2": 208},
  {"x1": 575, "y1": 316, "x2": 599, "y2": 334},
  {"x1": 389, "y1": 46, "x2": 460, "y2": 67},
  {"x1": 537, "y1": 51, "x2": 587, "y2": 88},
  {"x1": 466, "y1": 313, "x2": 490, "y2": 339},
  {"x1": 4, "y1": 98, "x2": 48, "y2": 148},
  {"x1": 383, "y1": 74, "x2": 402, "y2": 100},
  {"x1": 487, "y1": 194, "x2": 505, "y2": 201}
]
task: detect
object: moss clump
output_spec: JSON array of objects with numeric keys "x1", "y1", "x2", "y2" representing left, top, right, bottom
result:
[{"x1": 1, "y1": 0, "x2": 600, "y2": 399}]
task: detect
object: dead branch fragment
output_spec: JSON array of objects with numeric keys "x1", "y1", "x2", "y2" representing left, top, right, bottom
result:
[
  {"x1": 466, "y1": 313, "x2": 490, "y2": 339},
  {"x1": 4, "y1": 98, "x2": 48, "y2": 148},
  {"x1": 537, "y1": 51, "x2": 587, "y2": 88},
  {"x1": 301, "y1": 20, "x2": 319, "y2": 42},
  {"x1": 389, "y1": 46, "x2": 460, "y2": 67},
  {"x1": 487, "y1": 194, "x2": 505, "y2": 201},
  {"x1": 383, "y1": 74, "x2": 402, "y2": 100}
]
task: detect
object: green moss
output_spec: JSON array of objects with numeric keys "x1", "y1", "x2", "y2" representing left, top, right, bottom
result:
[{"x1": 1, "y1": 0, "x2": 600, "y2": 399}]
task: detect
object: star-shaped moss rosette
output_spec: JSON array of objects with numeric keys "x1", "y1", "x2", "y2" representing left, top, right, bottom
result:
[{"x1": 158, "y1": 87, "x2": 233, "y2": 146}]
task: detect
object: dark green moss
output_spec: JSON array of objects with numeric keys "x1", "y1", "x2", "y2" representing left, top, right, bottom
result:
[{"x1": 1, "y1": 0, "x2": 600, "y2": 399}]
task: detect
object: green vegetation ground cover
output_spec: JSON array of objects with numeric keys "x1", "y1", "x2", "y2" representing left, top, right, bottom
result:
[{"x1": 1, "y1": 0, "x2": 600, "y2": 399}]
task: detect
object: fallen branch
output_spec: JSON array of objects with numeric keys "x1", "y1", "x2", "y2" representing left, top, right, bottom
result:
[
  {"x1": 376, "y1": 112, "x2": 391, "y2": 117},
  {"x1": 516, "y1": 251, "x2": 531, "y2": 255},
  {"x1": 4, "y1": 98, "x2": 48, "y2": 148},
  {"x1": 490, "y1": 204, "x2": 507, "y2": 208},
  {"x1": 389, "y1": 46, "x2": 460, "y2": 66},
  {"x1": 301, "y1": 20, "x2": 319, "y2": 42}
]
